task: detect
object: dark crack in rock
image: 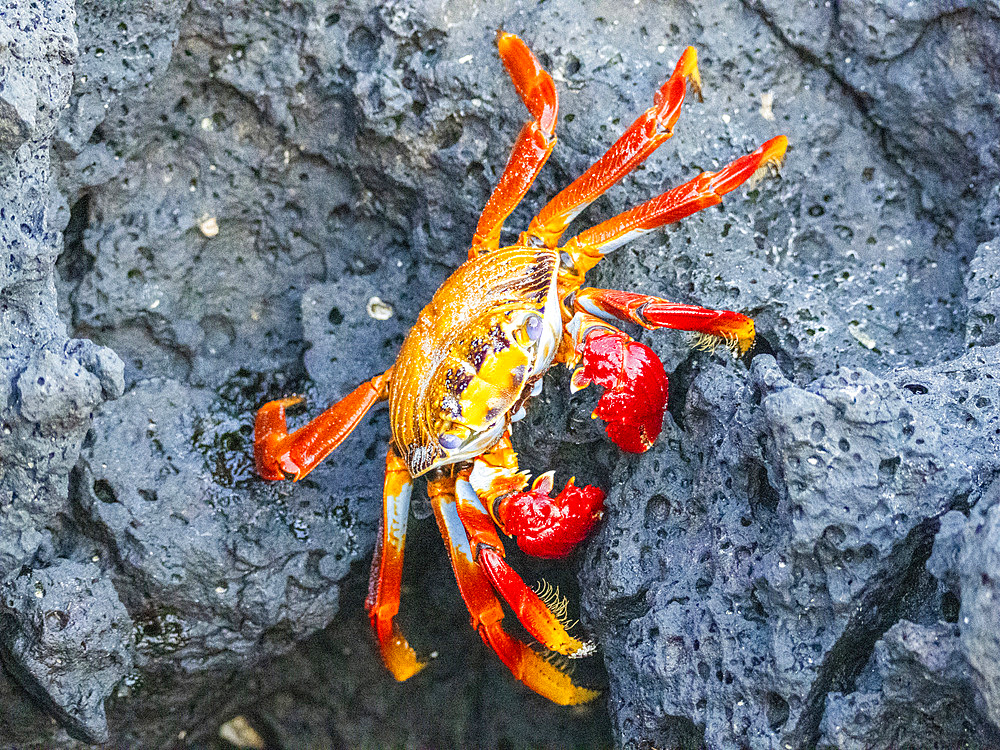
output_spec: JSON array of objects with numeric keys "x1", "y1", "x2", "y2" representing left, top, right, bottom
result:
[{"x1": 818, "y1": 620, "x2": 1000, "y2": 749}]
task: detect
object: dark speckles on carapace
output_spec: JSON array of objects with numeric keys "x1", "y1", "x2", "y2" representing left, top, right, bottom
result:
[
  {"x1": 445, "y1": 367, "x2": 473, "y2": 396},
  {"x1": 468, "y1": 337, "x2": 488, "y2": 370},
  {"x1": 441, "y1": 392, "x2": 462, "y2": 419},
  {"x1": 489, "y1": 323, "x2": 510, "y2": 352}
]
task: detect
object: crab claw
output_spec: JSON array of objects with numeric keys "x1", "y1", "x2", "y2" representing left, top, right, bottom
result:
[
  {"x1": 495, "y1": 472, "x2": 605, "y2": 559},
  {"x1": 571, "y1": 327, "x2": 668, "y2": 453}
]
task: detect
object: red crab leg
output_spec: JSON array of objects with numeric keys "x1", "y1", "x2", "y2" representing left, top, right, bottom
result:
[
  {"x1": 365, "y1": 448, "x2": 426, "y2": 681},
  {"x1": 564, "y1": 290, "x2": 756, "y2": 452},
  {"x1": 560, "y1": 136, "x2": 788, "y2": 282},
  {"x1": 564, "y1": 314, "x2": 669, "y2": 453},
  {"x1": 524, "y1": 45, "x2": 701, "y2": 249},
  {"x1": 254, "y1": 368, "x2": 392, "y2": 481},
  {"x1": 575, "y1": 288, "x2": 756, "y2": 356},
  {"x1": 470, "y1": 32, "x2": 558, "y2": 255},
  {"x1": 470, "y1": 434, "x2": 605, "y2": 560},
  {"x1": 428, "y1": 471, "x2": 599, "y2": 705},
  {"x1": 453, "y1": 475, "x2": 594, "y2": 657}
]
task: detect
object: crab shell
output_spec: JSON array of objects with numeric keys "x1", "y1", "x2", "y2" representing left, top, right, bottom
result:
[
  {"x1": 389, "y1": 245, "x2": 562, "y2": 477},
  {"x1": 388, "y1": 244, "x2": 563, "y2": 477}
]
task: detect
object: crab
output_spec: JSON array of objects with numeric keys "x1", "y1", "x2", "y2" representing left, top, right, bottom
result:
[{"x1": 253, "y1": 32, "x2": 787, "y2": 704}]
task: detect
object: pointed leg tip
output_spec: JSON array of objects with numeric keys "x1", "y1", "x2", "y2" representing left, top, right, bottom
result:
[
  {"x1": 570, "y1": 686, "x2": 603, "y2": 705},
  {"x1": 680, "y1": 47, "x2": 703, "y2": 99},
  {"x1": 569, "y1": 366, "x2": 591, "y2": 393},
  {"x1": 254, "y1": 439, "x2": 299, "y2": 482},
  {"x1": 768, "y1": 133, "x2": 790, "y2": 152},
  {"x1": 282, "y1": 454, "x2": 310, "y2": 481},
  {"x1": 268, "y1": 394, "x2": 305, "y2": 410},
  {"x1": 760, "y1": 135, "x2": 789, "y2": 167},
  {"x1": 255, "y1": 463, "x2": 289, "y2": 482},
  {"x1": 382, "y1": 634, "x2": 429, "y2": 682},
  {"x1": 567, "y1": 639, "x2": 597, "y2": 659},
  {"x1": 388, "y1": 658, "x2": 429, "y2": 682}
]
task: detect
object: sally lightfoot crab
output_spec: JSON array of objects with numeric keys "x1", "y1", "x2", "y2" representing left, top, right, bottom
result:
[{"x1": 254, "y1": 32, "x2": 786, "y2": 704}]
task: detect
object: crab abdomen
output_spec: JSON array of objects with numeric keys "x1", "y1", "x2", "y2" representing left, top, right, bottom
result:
[{"x1": 389, "y1": 244, "x2": 561, "y2": 477}]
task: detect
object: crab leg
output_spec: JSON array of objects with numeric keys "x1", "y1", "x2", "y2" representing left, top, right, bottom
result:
[
  {"x1": 453, "y1": 475, "x2": 594, "y2": 658},
  {"x1": 575, "y1": 288, "x2": 756, "y2": 356},
  {"x1": 560, "y1": 136, "x2": 788, "y2": 284},
  {"x1": 524, "y1": 45, "x2": 701, "y2": 249},
  {"x1": 254, "y1": 368, "x2": 392, "y2": 481},
  {"x1": 428, "y1": 471, "x2": 599, "y2": 705},
  {"x1": 563, "y1": 289, "x2": 757, "y2": 452},
  {"x1": 364, "y1": 447, "x2": 426, "y2": 681},
  {"x1": 470, "y1": 32, "x2": 558, "y2": 255},
  {"x1": 470, "y1": 434, "x2": 605, "y2": 560}
]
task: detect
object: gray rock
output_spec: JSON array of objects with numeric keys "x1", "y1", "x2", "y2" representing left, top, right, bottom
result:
[
  {"x1": 748, "y1": 0, "x2": 1000, "y2": 221},
  {"x1": 0, "y1": 0, "x2": 996, "y2": 746},
  {"x1": 818, "y1": 620, "x2": 999, "y2": 749},
  {"x1": 0, "y1": 0, "x2": 122, "y2": 589},
  {"x1": 0, "y1": 0, "x2": 76, "y2": 151},
  {"x1": 56, "y1": 0, "x2": 188, "y2": 153},
  {"x1": 580, "y1": 347, "x2": 1000, "y2": 749},
  {"x1": 0, "y1": 561, "x2": 133, "y2": 743},
  {"x1": 76, "y1": 378, "x2": 366, "y2": 670},
  {"x1": 958, "y1": 477, "x2": 1000, "y2": 728},
  {"x1": 967, "y1": 237, "x2": 1000, "y2": 348}
]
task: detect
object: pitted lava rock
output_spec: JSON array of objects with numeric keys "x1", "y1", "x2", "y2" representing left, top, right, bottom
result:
[{"x1": 1, "y1": 0, "x2": 997, "y2": 747}]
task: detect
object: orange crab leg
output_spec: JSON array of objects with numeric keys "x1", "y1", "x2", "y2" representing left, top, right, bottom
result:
[
  {"x1": 560, "y1": 136, "x2": 788, "y2": 283},
  {"x1": 364, "y1": 447, "x2": 426, "y2": 681},
  {"x1": 471, "y1": 32, "x2": 559, "y2": 255},
  {"x1": 575, "y1": 288, "x2": 756, "y2": 355},
  {"x1": 453, "y1": 475, "x2": 594, "y2": 658},
  {"x1": 253, "y1": 368, "x2": 392, "y2": 481},
  {"x1": 428, "y1": 472, "x2": 599, "y2": 705},
  {"x1": 524, "y1": 46, "x2": 701, "y2": 249},
  {"x1": 468, "y1": 431, "x2": 529, "y2": 508}
]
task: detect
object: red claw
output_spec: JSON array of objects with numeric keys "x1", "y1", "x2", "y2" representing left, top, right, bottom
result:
[
  {"x1": 495, "y1": 473, "x2": 605, "y2": 559},
  {"x1": 572, "y1": 328, "x2": 668, "y2": 453}
]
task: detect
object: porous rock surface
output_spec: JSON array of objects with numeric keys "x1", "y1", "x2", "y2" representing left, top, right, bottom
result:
[{"x1": 0, "y1": 0, "x2": 997, "y2": 747}]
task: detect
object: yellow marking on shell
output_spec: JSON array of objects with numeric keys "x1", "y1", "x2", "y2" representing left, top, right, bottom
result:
[
  {"x1": 446, "y1": 324, "x2": 534, "y2": 433},
  {"x1": 464, "y1": 350, "x2": 527, "y2": 404}
]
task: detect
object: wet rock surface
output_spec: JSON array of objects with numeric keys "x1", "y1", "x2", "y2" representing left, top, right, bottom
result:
[{"x1": 0, "y1": 0, "x2": 997, "y2": 748}]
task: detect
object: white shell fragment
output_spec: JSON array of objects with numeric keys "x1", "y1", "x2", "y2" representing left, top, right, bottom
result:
[
  {"x1": 199, "y1": 216, "x2": 219, "y2": 238},
  {"x1": 367, "y1": 296, "x2": 394, "y2": 320}
]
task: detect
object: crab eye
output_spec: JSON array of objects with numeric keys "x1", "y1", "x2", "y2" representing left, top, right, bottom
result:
[
  {"x1": 438, "y1": 433, "x2": 462, "y2": 450},
  {"x1": 524, "y1": 313, "x2": 543, "y2": 341}
]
